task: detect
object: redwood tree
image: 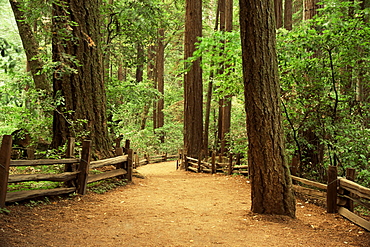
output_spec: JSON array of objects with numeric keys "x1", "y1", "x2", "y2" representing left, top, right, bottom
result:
[
  {"x1": 239, "y1": 0, "x2": 296, "y2": 217},
  {"x1": 52, "y1": 0, "x2": 112, "y2": 158},
  {"x1": 184, "y1": 0, "x2": 203, "y2": 157}
]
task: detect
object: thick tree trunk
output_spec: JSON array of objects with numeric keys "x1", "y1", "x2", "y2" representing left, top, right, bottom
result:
[
  {"x1": 9, "y1": 0, "x2": 50, "y2": 91},
  {"x1": 239, "y1": 0, "x2": 296, "y2": 217},
  {"x1": 52, "y1": 0, "x2": 112, "y2": 158},
  {"x1": 184, "y1": 0, "x2": 203, "y2": 157}
]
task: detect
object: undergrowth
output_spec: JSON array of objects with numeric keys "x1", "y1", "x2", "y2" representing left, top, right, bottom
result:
[{"x1": 87, "y1": 178, "x2": 127, "y2": 194}]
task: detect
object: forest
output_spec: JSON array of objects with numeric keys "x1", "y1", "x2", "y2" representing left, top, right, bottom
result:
[{"x1": 0, "y1": 0, "x2": 369, "y2": 193}]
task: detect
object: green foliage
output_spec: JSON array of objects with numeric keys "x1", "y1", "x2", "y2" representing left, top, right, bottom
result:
[
  {"x1": 183, "y1": 30, "x2": 248, "y2": 156},
  {"x1": 103, "y1": 0, "x2": 169, "y2": 69},
  {"x1": 0, "y1": 75, "x2": 54, "y2": 140},
  {"x1": 24, "y1": 197, "x2": 52, "y2": 208},
  {"x1": 0, "y1": 37, "x2": 23, "y2": 74},
  {"x1": 227, "y1": 97, "x2": 249, "y2": 155},
  {"x1": 107, "y1": 78, "x2": 160, "y2": 131},
  {"x1": 186, "y1": 30, "x2": 243, "y2": 100},
  {"x1": 0, "y1": 207, "x2": 11, "y2": 214},
  {"x1": 8, "y1": 181, "x2": 61, "y2": 193},
  {"x1": 87, "y1": 178, "x2": 127, "y2": 194},
  {"x1": 277, "y1": 0, "x2": 370, "y2": 185},
  {"x1": 0, "y1": 1, "x2": 24, "y2": 75}
]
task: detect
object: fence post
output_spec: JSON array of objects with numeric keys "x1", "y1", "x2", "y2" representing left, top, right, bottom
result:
[
  {"x1": 126, "y1": 149, "x2": 133, "y2": 182},
  {"x1": 134, "y1": 152, "x2": 138, "y2": 169},
  {"x1": 146, "y1": 154, "x2": 150, "y2": 164},
  {"x1": 184, "y1": 154, "x2": 189, "y2": 171},
  {"x1": 228, "y1": 153, "x2": 233, "y2": 175},
  {"x1": 327, "y1": 166, "x2": 338, "y2": 213},
  {"x1": 64, "y1": 137, "x2": 76, "y2": 187},
  {"x1": 77, "y1": 140, "x2": 91, "y2": 195},
  {"x1": 345, "y1": 168, "x2": 356, "y2": 212},
  {"x1": 181, "y1": 149, "x2": 184, "y2": 169},
  {"x1": 0, "y1": 135, "x2": 12, "y2": 208},
  {"x1": 115, "y1": 147, "x2": 125, "y2": 179},
  {"x1": 176, "y1": 149, "x2": 180, "y2": 170},
  {"x1": 26, "y1": 148, "x2": 35, "y2": 160},
  {"x1": 197, "y1": 151, "x2": 202, "y2": 173},
  {"x1": 65, "y1": 137, "x2": 75, "y2": 172},
  {"x1": 211, "y1": 151, "x2": 216, "y2": 174},
  {"x1": 236, "y1": 153, "x2": 241, "y2": 166}
]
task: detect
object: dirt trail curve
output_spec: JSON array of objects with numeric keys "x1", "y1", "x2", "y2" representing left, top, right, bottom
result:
[{"x1": 1, "y1": 161, "x2": 369, "y2": 247}]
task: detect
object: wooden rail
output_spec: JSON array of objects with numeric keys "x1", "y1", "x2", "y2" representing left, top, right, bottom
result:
[
  {"x1": 0, "y1": 135, "x2": 133, "y2": 206},
  {"x1": 292, "y1": 166, "x2": 370, "y2": 231},
  {"x1": 134, "y1": 153, "x2": 177, "y2": 167},
  {"x1": 178, "y1": 151, "x2": 245, "y2": 176}
]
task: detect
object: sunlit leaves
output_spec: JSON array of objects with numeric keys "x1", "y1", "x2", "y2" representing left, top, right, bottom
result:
[
  {"x1": 277, "y1": 0, "x2": 370, "y2": 184},
  {"x1": 186, "y1": 30, "x2": 243, "y2": 99}
]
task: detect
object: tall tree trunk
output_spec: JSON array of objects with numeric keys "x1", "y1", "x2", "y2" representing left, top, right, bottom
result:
[
  {"x1": 9, "y1": 0, "x2": 50, "y2": 91},
  {"x1": 52, "y1": 0, "x2": 112, "y2": 158},
  {"x1": 274, "y1": 0, "x2": 283, "y2": 28},
  {"x1": 141, "y1": 46, "x2": 156, "y2": 130},
  {"x1": 156, "y1": 28, "x2": 165, "y2": 143},
  {"x1": 118, "y1": 62, "x2": 125, "y2": 81},
  {"x1": 304, "y1": 0, "x2": 318, "y2": 20},
  {"x1": 217, "y1": 0, "x2": 226, "y2": 155},
  {"x1": 239, "y1": 0, "x2": 296, "y2": 217},
  {"x1": 184, "y1": 0, "x2": 203, "y2": 157},
  {"x1": 293, "y1": 0, "x2": 304, "y2": 25},
  {"x1": 135, "y1": 43, "x2": 144, "y2": 83},
  {"x1": 220, "y1": 0, "x2": 233, "y2": 154},
  {"x1": 203, "y1": 1, "x2": 222, "y2": 153},
  {"x1": 284, "y1": 0, "x2": 293, "y2": 30},
  {"x1": 203, "y1": 76, "x2": 213, "y2": 154}
]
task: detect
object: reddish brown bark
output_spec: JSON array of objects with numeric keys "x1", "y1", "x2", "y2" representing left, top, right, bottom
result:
[
  {"x1": 52, "y1": 0, "x2": 112, "y2": 158},
  {"x1": 184, "y1": 0, "x2": 203, "y2": 157},
  {"x1": 239, "y1": 0, "x2": 296, "y2": 217},
  {"x1": 284, "y1": 0, "x2": 293, "y2": 30}
]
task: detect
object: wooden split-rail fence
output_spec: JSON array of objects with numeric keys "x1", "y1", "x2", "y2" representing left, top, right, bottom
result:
[
  {"x1": 0, "y1": 135, "x2": 133, "y2": 207},
  {"x1": 179, "y1": 152, "x2": 370, "y2": 231},
  {"x1": 135, "y1": 153, "x2": 178, "y2": 167},
  {"x1": 292, "y1": 166, "x2": 370, "y2": 231},
  {"x1": 177, "y1": 150, "x2": 247, "y2": 175}
]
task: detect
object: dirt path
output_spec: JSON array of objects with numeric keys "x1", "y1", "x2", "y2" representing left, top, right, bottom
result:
[{"x1": 1, "y1": 161, "x2": 369, "y2": 246}]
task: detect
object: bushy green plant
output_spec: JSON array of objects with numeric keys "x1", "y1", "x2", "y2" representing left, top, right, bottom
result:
[{"x1": 277, "y1": 0, "x2": 370, "y2": 185}]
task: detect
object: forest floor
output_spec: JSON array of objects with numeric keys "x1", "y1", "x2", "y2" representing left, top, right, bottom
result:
[{"x1": 0, "y1": 161, "x2": 369, "y2": 247}]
